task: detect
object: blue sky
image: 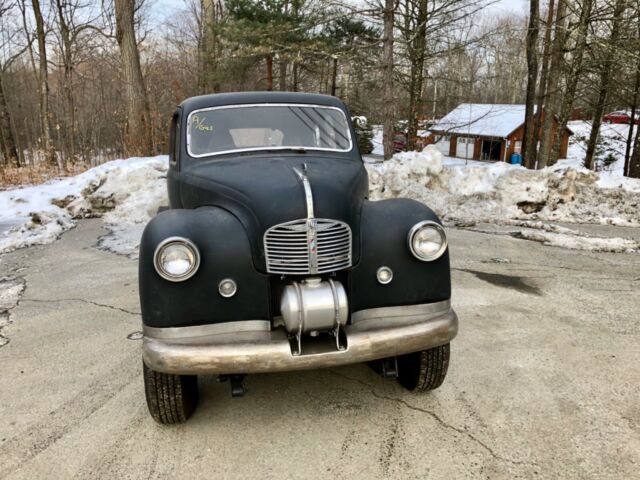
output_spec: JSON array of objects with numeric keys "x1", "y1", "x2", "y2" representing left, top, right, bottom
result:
[{"x1": 151, "y1": 0, "x2": 529, "y2": 24}]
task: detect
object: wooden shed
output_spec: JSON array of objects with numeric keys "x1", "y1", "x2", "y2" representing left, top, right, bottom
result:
[{"x1": 427, "y1": 104, "x2": 573, "y2": 162}]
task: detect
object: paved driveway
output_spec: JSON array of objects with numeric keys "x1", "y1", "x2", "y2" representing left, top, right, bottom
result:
[{"x1": 0, "y1": 220, "x2": 638, "y2": 479}]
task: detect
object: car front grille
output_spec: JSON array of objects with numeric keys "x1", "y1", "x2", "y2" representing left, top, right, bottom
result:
[{"x1": 264, "y1": 218, "x2": 352, "y2": 275}]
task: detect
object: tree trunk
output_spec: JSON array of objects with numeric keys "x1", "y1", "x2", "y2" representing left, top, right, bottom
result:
[
  {"x1": 624, "y1": 71, "x2": 639, "y2": 176},
  {"x1": 55, "y1": 0, "x2": 75, "y2": 165},
  {"x1": 522, "y1": 0, "x2": 540, "y2": 169},
  {"x1": 330, "y1": 56, "x2": 338, "y2": 96},
  {"x1": 531, "y1": 0, "x2": 556, "y2": 169},
  {"x1": 630, "y1": 121, "x2": 640, "y2": 177},
  {"x1": 624, "y1": 15, "x2": 640, "y2": 176},
  {"x1": 584, "y1": 0, "x2": 626, "y2": 171},
  {"x1": 406, "y1": 0, "x2": 428, "y2": 152},
  {"x1": 382, "y1": 0, "x2": 395, "y2": 160},
  {"x1": 266, "y1": 55, "x2": 273, "y2": 91},
  {"x1": 115, "y1": 0, "x2": 154, "y2": 156},
  {"x1": 538, "y1": 0, "x2": 567, "y2": 168},
  {"x1": 0, "y1": 71, "x2": 20, "y2": 167},
  {"x1": 200, "y1": 0, "x2": 221, "y2": 94},
  {"x1": 32, "y1": 0, "x2": 56, "y2": 166},
  {"x1": 279, "y1": 57, "x2": 288, "y2": 91},
  {"x1": 550, "y1": 0, "x2": 593, "y2": 163}
]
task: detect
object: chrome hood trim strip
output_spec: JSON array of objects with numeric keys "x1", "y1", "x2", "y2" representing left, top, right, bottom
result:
[
  {"x1": 293, "y1": 165, "x2": 318, "y2": 273},
  {"x1": 293, "y1": 165, "x2": 315, "y2": 219}
]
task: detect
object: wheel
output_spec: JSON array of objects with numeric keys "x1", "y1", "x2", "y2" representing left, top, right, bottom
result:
[
  {"x1": 396, "y1": 343, "x2": 450, "y2": 392},
  {"x1": 143, "y1": 361, "x2": 199, "y2": 424}
]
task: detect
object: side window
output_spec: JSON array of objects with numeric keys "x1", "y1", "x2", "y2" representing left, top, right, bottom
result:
[{"x1": 169, "y1": 110, "x2": 181, "y2": 164}]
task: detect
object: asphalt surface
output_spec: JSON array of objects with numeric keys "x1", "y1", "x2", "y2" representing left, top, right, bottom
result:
[{"x1": 0, "y1": 219, "x2": 638, "y2": 479}]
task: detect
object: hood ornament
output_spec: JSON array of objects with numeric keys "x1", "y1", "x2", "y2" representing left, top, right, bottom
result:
[{"x1": 293, "y1": 165, "x2": 318, "y2": 273}]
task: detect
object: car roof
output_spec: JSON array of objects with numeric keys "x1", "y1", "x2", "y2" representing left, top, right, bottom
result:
[{"x1": 179, "y1": 92, "x2": 348, "y2": 113}]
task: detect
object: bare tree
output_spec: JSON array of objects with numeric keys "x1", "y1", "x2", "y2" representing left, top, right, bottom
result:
[
  {"x1": 400, "y1": 0, "x2": 427, "y2": 150},
  {"x1": 584, "y1": 0, "x2": 627, "y2": 170},
  {"x1": 530, "y1": 0, "x2": 556, "y2": 168},
  {"x1": 628, "y1": 2, "x2": 640, "y2": 178},
  {"x1": 114, "y1": 0, "x2": 153, "y2": 156},
  {"x1": 537, "y1": 0, "x2": 567, "y2": 168},
  {"x1": 0, "y1": 0, "x2": 24, "y2": 166},
  {"x1": 382, "y1": 0, "x2": 395, "y2": 160},
  {"x1": 31, "y1": 0, "x2": 56, "y2": 165},
  {"x1": 550, "y1": 0, "x2": 593, "y2": 164},
  {"x1": 522, "y1": 0, "x2": 540, "y2": 168},
  {"x1": 624, "y1": 5, "x2": 640, "y2": 175}
]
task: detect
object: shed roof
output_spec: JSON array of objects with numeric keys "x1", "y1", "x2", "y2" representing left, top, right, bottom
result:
[{"x1": 431, "y1": 104, "x2": 535, "y2": 138}]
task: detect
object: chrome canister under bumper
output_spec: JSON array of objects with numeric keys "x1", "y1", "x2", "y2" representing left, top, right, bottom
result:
[{"x1": 142, "y1": 300, "x2": 458, "y2": 375}]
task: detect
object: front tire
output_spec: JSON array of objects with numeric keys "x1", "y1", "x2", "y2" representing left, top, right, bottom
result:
[
  {"x1": 396, "y1": 343, "x2": 450, "y2": 392},
  {"x1": 143, "y1": 362, "x2": 199, "y2": 424}
]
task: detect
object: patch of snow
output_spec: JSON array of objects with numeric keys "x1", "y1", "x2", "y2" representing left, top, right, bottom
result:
[
  {"x1": 368, "y1": 146, "x2": 640, "y2": 252},
  {"x1": 0, "y1": 277, "x2": 26, "y2": 346},
  {"x1": 1, "y1": 145, "x2": 639, "y2": 258},
  {"x1": 372, "y1": 126, "x2": 383, "y2": 155},
  {"x1": 563, "y1": 121, "x2": 638, "y2": 179},
  {"x1": 0, "y1": 156, "x2": 168, "y2": 256},
  {"x1": 516, "y1": 229, "x2": 638, "y2": 253}
]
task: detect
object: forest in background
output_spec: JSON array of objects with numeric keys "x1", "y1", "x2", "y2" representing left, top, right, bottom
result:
[{"x1": 0, "y1": 0, "x2": 639, "y2": 178}]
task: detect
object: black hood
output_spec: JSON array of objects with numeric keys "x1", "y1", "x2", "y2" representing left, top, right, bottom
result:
[{"x1": 176, "y1": 154, "x2": 369, "y2": 271}]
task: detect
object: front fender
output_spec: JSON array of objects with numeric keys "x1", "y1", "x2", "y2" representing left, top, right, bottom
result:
[
  {"x1": 350, "y1": 199, "x2": 451, "y2": 312},
  {"x1": 139, "y1": 207, "x2": 270, "y2": 328}
]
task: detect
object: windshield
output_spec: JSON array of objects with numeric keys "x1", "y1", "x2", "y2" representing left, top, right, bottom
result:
[{"x1": 187, "y1": 104, "x2": 353, "y2": 157}]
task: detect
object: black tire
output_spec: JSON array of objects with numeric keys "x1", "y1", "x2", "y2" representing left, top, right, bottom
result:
[
  {"x1": 396, "y1": 343, "x2": 450, "y2": 392},
  {"x1": 143, "y1": 361, "x2": 199, "y2": 424}
]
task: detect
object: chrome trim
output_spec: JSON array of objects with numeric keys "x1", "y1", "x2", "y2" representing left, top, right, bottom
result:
[
  {"x1": 186, "y1": 103, "x2": 354, "y2": 158},
  {"x1": 143, "y1": 304, "x2": 457, "y2": 375},
  {"x1": 293, "y1": 166, "x2": 315, "y2": 219},
  {"x1": 407, "y1": 221, "x2": 448, "y2": 262},
  {"x1": 376, "y1": 266, "x2": 394, "y2": 285},
  {"x1": 153, "y1": 237, "x2": 201, "y2": 282},
  {"x1": 293, "y1": 166, "x2": 318, "y2": 273},
  {"x1": 143, "y1": 320, "x2": 271, "y2": 340},
  {"x1": 351, "y1": 299, "x2": 451, "y2": 324},
  {"x1": 263, "y1": 218, "x2": 352, "y2": 275}
]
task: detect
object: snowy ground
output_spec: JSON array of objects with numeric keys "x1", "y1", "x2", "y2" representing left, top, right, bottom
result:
[
  {"x1": 0, "y1": 135, "x2": 639, "y2": 258},
  {"x1": 563, "y1": 120, "x2": 636, "y2": 176}
]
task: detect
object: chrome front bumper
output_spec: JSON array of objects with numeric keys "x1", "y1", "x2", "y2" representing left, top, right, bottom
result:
[{"x1": 142, "y1": 300, "x2": 458, "y2": 375}]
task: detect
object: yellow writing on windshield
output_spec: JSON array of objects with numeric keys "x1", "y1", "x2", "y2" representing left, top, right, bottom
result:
[{"x1": 192, "y1": 114, "x2": 214, "y2": 132}]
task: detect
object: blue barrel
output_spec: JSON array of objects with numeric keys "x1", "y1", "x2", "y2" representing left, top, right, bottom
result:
[{"x1": 510, "y1": 153, "x2": 522, "y2": 165}]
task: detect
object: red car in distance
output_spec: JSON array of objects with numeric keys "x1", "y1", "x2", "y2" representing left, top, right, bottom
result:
[{"x1": 603, "y1": 110, "x2": 640, "y2": 125}]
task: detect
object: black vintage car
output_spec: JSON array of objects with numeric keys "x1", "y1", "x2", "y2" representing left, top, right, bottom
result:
[{"x1": 140, "y1": 92, "x2": 458, "y2": 424}]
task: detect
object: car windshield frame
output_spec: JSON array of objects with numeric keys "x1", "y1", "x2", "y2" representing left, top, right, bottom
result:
[{"x1": 186, "y1": 103, "x2": 354, "y2": 158}]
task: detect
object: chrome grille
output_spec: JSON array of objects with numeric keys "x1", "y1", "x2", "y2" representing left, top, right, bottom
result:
[{"x1": 264, "y1": 219, "x2": 352, "y2": 275}]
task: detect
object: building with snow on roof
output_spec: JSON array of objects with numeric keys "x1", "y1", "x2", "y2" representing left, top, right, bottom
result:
[{"x1": 427, "y1": 104, "x2": 573, "y2": 162}]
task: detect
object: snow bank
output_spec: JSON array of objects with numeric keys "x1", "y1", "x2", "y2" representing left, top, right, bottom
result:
[
  {"x1": 0, "y1": 148, "x2": 638, "y2": 258},
  {"x1": 368, "y1": 146, "x2": 640, "y2": 227},
  {"x1": 0, "y1": 156, "x2": 168, "y2": 256},
  {"x1": 368, "y1": 146, "x2": 640, "y2": 253}
]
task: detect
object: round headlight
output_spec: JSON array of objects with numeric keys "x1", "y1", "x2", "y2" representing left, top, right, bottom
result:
[
  {"x1": 154, "y1": 237, "x2": 200, "y2": 282},
  {"x1": 408, "y1": 221, "x2": 447, "y2": 261}
]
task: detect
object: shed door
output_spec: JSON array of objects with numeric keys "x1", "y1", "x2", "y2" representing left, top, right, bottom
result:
[{"x1": 456, "y1": 137, "x2": 473, "y2": 159}]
